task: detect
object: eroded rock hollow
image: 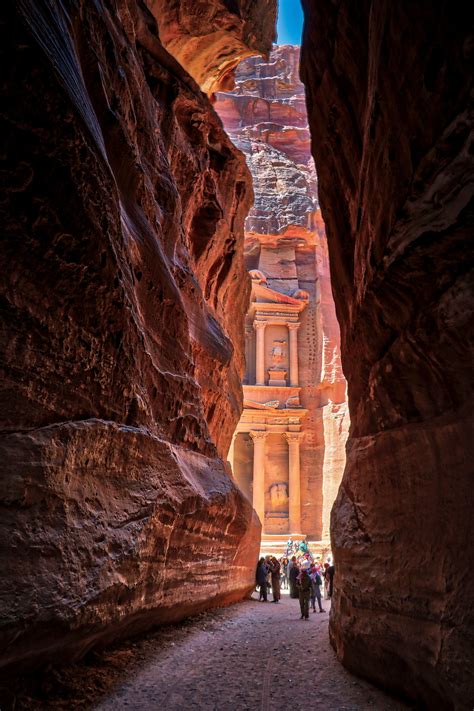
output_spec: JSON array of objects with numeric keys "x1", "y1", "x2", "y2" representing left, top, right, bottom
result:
[
  {"x1": 0, "y1": 0, "x2": 275, "y2": 671},
  {"x1": 300, "y1": 1, "x2": 474, "y2": 708}
]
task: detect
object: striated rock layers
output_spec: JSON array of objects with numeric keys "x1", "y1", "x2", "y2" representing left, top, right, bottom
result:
[
  {"x1": 301, "y1": 1, "x2": 474, "y2": 708},
  {"x1": 216, "y1": 46, "x2": 348, "y2": 542},
  {"x1": 0, "y1": 0, "x2": 276, "y2": 672},
  {"x1": 148, "y1": 0, "x2": 277, "y2": 96}
]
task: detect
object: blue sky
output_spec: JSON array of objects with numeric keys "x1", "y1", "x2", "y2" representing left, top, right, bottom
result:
[{"x1": 276, "y1": 0, "x2": 304, "y2": 45}]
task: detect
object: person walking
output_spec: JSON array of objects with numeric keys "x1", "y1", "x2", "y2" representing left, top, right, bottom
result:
[
  {"x1": 268, "y1": 557, "x2": 281, "y2": 602},
  {"x1": 287, "y1": 555, "x2": 295, "y2": 574},
  {"x1": 289, "y1": 557, "x2": 299, "y2": 598},
  {"x1": 264, "y1": 556, "x2": 272, "y2": 598},
  {"x1": 323, "y1": 562, "x2": 330, "y2": 600},
  {"x1": 327, "y1": 564, "x2": 335, "y2": 598},
  {"x1": 256, "y1": 557, "x2": 268, "y2": 602},
  {"x1": 310, "y1": 566, "x2": 325, "y2": 613},
  {"x1": 297, "y1": 563, "x2": 312, "y2": 619},
  {"x1": 280, "y1": 557, "x2": 288, "y2": 590}
]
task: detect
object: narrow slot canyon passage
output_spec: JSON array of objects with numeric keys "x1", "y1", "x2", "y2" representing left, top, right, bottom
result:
[{"x1": 1, "y1": 1, "x2": 473, "y2": 710}]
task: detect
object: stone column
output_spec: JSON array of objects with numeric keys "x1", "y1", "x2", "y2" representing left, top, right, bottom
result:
[
  {"x1": 253, "y1": 321, "x2": 267, "y2": 386},
  {"x1": 288, "y1": 322, "x2": 300, "y2": 387},
  {"x1": 250, "y1": 431, "x2": 267, "y2": 528},
  {"x1": 244, "y1": 328, "x2": 252, "y2": 384},
  {"x1": 226, "y1": 432, "x2": 237, "y2": 474},
  {"x1": 285, "y1": 432, "x2": 302, "y2": 534}
]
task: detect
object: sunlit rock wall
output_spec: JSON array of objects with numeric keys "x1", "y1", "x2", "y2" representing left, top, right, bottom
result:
[
  {"x1": 0, "y1": 0, "x2": 276, "y2": 672},
  {"x1": 301, "y1": 1, "x2": 474, "y2": 707},
  {"x1": 147, "y1": 0, "x2": 277, "y2": 96},
  {"x1": 216, "y1": 46, "x2": 349, "y2": 540}
]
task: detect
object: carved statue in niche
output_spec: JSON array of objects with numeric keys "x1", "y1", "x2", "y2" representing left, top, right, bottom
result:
[
  {"x1": 271, "y1": 340, "x2": 286, "y2": 365},
  {"x1": 269, "y1": 482, "x2": 288, "y2": 512}
]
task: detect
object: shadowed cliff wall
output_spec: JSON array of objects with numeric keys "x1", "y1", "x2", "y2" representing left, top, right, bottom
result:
[
  {"x1": 0, "y1": 0, "x2": 275, "y2": 672},
  {"x1": 301, "y1": 1, "x2": 474, "y2": 708}
]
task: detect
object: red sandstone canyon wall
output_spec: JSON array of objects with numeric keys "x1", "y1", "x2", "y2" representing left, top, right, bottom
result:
[
  {"x1": 0, "y1": 0, "x2": 275, "y2": 672},
  {"x1": 148, "y1": 0, "x2": 277, "y2": 96},
  {"x1": 301, "y1": 1, "x2": 474, "y2": 708},
  {"x1": 216, "y1": 46, "x2": 348, "y2": 541}
]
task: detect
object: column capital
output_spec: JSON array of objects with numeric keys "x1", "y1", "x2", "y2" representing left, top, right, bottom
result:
[
  {"x1": 253, "y1": 320, "x2": 267, "y2": 331},
  {"x1": 287, "y1": 322, "x2": 301, "y2": 331},
  {"x1": 249, "y1": 430, "x2": 268, "y2": 441},
  {"x1": 284, "y1": 431, "x2": 302, "y2": 444}
]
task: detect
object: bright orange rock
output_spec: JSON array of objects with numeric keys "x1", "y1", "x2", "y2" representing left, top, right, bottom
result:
[{"x1": 146, "y1": 0, "x2": 277, "y2": 96}]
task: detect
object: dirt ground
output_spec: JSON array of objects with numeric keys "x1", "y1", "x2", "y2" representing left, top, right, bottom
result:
[{"x1": 3, "y1": 591, "x2": 412, "y2": 711}]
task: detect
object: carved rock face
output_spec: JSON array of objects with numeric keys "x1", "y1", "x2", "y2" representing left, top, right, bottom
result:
[
  {"x1": 270, "y1": 482, "x2": 288, "y2": 511},
  {"x1": 215, "y1": 45, "x2": 349, "y2": 541},
  {"x1": 301, "y1": 1, "x2": 474, "y2": 707},
  {"x1": 270, "y1": 340, "x2": 286, "y2": 365},
  {"x1": 0, "y1": 0, "x2": 278, "y2": 672}
]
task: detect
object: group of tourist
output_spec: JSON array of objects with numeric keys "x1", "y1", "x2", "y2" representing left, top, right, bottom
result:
[
  {"x1": 256, "y1": 556, "x2": 282, "y2": 603},
  {"x1": 255, "y1": 552, "x2": 335, "y2": 620}
]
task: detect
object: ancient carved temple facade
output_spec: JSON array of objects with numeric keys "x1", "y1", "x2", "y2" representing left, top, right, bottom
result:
[{"x1": 216, "y1": 46, "x2": 349, "y2": 548}]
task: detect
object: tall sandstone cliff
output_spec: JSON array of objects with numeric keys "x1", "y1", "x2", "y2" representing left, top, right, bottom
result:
[
  {"x1": 216, "y1": 46, "x2": 348, "y2": 540},
  {"x1": 301, "y1": 1, "x2": 474, "y2": 708},
  {"x1": 0, "y1": 0, "x2": 275, "y2": 671}
]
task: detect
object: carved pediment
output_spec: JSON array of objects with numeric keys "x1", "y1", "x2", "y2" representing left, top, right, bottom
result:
[
  {"x1": 252, "y1": 281, "x2": 303, "y2": 305},
  {"x1": 243, "y1": 398, "x2": 280, "y2": 410}
]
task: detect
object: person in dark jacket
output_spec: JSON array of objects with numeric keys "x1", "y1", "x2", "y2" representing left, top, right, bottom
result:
[
  {"x1": 323, "y1": 562, "x2": 330, "y2": 599},
  {"x1": 327, "y1": 564, "x2": 335, "y2": 598},
  {"x1": 297, "y1": 565, "x2": 312, "y2": 619},
  {"x1": 289, "y1": 557, "x2": 299, "y2": 598},
  {"x1": 310, "y1": 566, "x2": 325, "y2": 612},
  {"x1": 268, "y1": 557, "x2": 281, "y2": 602},
  {"x1": 256, "y1": 557, "x2": 268, "y2": 601}
]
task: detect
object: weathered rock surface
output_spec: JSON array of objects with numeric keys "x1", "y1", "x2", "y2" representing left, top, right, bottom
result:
[
  {"x1": 217, "y1": 46, "x2": 318, "y2": 236},
  {"x1": 147, "y1": 0, "x2": 277, "y2": 96},
  {"x1": 301, "y1": 1, "x2": 474, "y2": 707},
  {"x1": 0, "y1": 0, "x2": 277, "y2": 672},
  {"x1": 216, "y1": 47, "x2": 348, "y2": 540}
]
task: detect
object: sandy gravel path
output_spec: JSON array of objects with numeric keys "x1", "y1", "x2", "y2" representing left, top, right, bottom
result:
[{"x1": 93, "y1": 592, "x2": 410, "y2": 711}]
